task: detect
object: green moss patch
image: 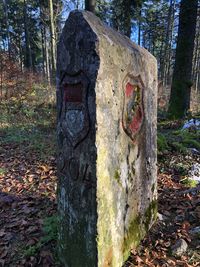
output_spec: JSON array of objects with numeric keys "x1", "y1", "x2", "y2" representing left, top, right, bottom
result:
[
  {"x1": 144, "y1": 200, "x2": 158, "y2": 231},
  {"x1": 114, "y1": 170, "x2": 122, "y2": 186},
  {"x1": 157, "y1": 128, "x2": 200, "y2": 155},
  {"x1": 122, "y1": 200, "x2": 157, "y2": 262}
]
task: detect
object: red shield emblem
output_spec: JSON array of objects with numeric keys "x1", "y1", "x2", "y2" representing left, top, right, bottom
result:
[
  {"x1": 122, "y1": 75, "x2": 144, "y2": 141},
  {"x1": 60, "y1": 72, "x2": 90, "y2": 147}
]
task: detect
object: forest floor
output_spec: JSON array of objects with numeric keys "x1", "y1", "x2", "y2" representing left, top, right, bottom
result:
[{"x1": 0, "y1": 99, "x2": 200, "y2": 267}]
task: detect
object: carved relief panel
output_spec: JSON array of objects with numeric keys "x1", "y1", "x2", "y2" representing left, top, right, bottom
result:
[
  {"x1": 122, "y1": 75, "x2": 144, "y2": 142},
  {"x1": 60, "y1": 71, "x2": 90, "y2": 147}
]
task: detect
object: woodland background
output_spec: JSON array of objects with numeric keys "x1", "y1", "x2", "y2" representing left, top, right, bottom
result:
[
  {"x1": 0, "y1": 0, "x2": 200, "y2": 117},
  {"x1": 0, "y1": 1, "x2": 200, "y2": 267}
]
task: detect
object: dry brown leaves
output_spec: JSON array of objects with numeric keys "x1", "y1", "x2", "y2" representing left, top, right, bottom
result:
[
  {"x1": 0, "y1": 142, "x2": 57, "y2": 267},
  {"x1": 1, "y1": 134, "x2": 200, "y2": 266},
  {"x1": 125, "y1": 152, "x2": 200, "y2": 267}
]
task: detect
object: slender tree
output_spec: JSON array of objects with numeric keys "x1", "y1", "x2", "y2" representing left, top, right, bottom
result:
[
  {"x1": 23, "y1": 0, "x2": 33, "y2": 69},
  {"x1": 2, "y1": 0, "x2": 11, "y2": 58},
  {"x1": 168, "y1": 0, "x2": 198, "y2": 118},
  {"x1": 111, "y1": 0, "x2": 143, "y2": 38},
  {"x1": 85, "y1": 0, "x2": 96, "y2": 12},
  {"x1": 160, "y1": 0, "x2": 176, "y2": 85},
  {"x1": 192, "y1": 5, "x2": 200, "y2": 92},
  {"x1": 112, "y1": 0, "x2": 132, "y2": 37},
  {"x1": 49, "y1": 0, "x2": 56, "y2": 74}
]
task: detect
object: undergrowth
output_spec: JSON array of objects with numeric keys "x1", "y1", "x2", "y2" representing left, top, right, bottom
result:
[
  {"x1": 23, "y1": 215, "x2": 58, "y2": 258},
  {"x1": 158, "y1": 127, "x2": 200, "y2": 154},
  {"x1": 0, "y1": 99, "x2": 56, "y2": 159},
  {"x1": 180, "y1": 177, "x2": 199, "y2": 188}
]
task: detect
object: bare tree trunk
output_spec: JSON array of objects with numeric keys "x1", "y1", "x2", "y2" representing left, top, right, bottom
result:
[
  {"x1": 111, "y1": 0, "x2": 132, "y2": 37},
  {"x1": 76, "y1": 0, "x2": 80, "y2": 9},
  {"x1": 0, "y1": 50, "x2": 3, "y2": 99},
  {"x1": 85, "y1": 0, "x2": 96, "y2": 13},
  {"x1": 164, "y1": 0, "x2": 176, "y2": 86},
  {"x1": 159, "y1": 0, "x2": 175, "y2": 86},
  {"x1": 138, "y1": 10, "x2": 141, "y2": 45},
  {"x1": 168, "y1": 0, "x2": 198, "y2": 118},
  {"x1": 19, "y1": 39, "x2": 23, "y2": 72},
  {"x1": 49, "y1": 0, "x2": 56, "y2": 77},
  {"x1": 192, "y1": 8, "x2": 200, "y2": 91},
  {"x1": 41, "y1": 26, "x2": 46, "y2": 77},
  {"x1": 3, "y1": 0, "x2": 11, "y2": 58},
  {"x1": 23, "y1": 0, "x2": 33, "y2": 69},
  {"x1": 44, "y1": 27, "x2": 50, "y2": 84}
]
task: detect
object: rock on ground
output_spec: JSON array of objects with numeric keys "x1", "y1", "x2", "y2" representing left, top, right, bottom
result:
[{"x1": 171, "y1": 239, "x2": 188, "y2": 256}]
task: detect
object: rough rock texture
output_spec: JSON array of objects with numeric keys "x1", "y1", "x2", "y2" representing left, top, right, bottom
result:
[{"x1": 56, "y1": 11, "x2": 157, "y2": 267}]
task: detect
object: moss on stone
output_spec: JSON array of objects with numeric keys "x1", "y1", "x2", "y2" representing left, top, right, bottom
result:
[
  {"x1": 114, "y1": 170, "x2": 120, "y2": 180},
  {"x1": 122, "y1": 200, "x2": 157, "y2": 262},
  {"x1": 114, "y1": 170, "x2": 121, "y2": 186},
  {"x1": 144, "y1": 200, "x2": 157, "y2": 231},
  {"x1": 122, "y1": 214, "x2": 143, "y2": 261},
  {"x1": 131, "y1": 162, "x2": 135, "y2": 175}
]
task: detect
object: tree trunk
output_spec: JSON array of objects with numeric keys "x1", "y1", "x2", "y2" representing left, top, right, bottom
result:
[
  {"x1": 160, "y1": 0, "x2": 174, "y2": 85},
  {"x1": 85, "y1": 0, "x2": 96, "y2": 13},
  {"x1": 165, "y1": 0, "x2": 176, "y2": 86},
  {"x1": 138, "y1": 10, "x2": 142, "y2": 45},
  {"x1": 168, "y1": 0, "x2": 198, "y2": 118},
  {"x1": 23, "y1": 0, "x2": 33, "y2": 69},
  {"x1": 0, "y1": 50, "x2": 3, "y2": 99},
  {"x1": 19, "y1": 39, "x2": 23, "y2": 72},
  {"x1": 41, "y1": 26, "x2": 46, "y2": 77},
  {"x1": 192, "y1": 10, "x2": 200, "y2": 91},
  {"x1": 111, "y1": 0, "x2": 132, "y2": 37},
  {"x1": 49, "y1": 0, "x2": 56, "y2": 78},
  {"x1": 3, "y1": 0, "x2": 11, "y2": 58},
  {"x1": 44, "y1": 27, "x2": 50, "y2": 84}
]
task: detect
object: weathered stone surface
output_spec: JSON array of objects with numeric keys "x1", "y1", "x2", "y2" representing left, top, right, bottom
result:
[{"x1": 56, "y1": 10, "x2": 157, "y2": 267}]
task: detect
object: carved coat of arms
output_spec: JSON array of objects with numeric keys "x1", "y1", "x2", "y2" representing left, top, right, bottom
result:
[
  {"x1": 122, "y1": 75, "x2": 144, "y2": 142},
  {"x1": 60, "y1": 72, "x2": 90, "y2": 147}
]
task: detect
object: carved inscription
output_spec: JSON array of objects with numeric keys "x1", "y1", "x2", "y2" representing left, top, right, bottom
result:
[
  {"x1": 67, "y1": 158, "x2": 95, "y2": 211},
  {"x1": 68, "y1": 158, "x2": 95, "y2": 189}
]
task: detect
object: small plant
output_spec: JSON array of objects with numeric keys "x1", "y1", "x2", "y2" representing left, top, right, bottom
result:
[
  {"x1": 181, "y1": 177, "x2": 198, "y2": 188},
  {"x1": 23, "y1": 242, "x2": 42, "y2": 257},
  {"x1": 0, "y1": 167, "x2": 6, "y2": 175},
  {"x1": 173, "y1": 162, "x2": 188, "y2": 175},
  {"x1": 41, "y1": 215, "x2": 58, "y2": 244},
  {"x1": 22, "y1": 215, "x2": 58, "y2": 258},
  {"x1": 157, "y1": 133, "x2": 168, "y2": 152},
  {"x1": 173, "y1": 129, "x2": 200, "y2": 151},
  {"x1": 171, "y1": 142, "x2": 188, "y2": 154}
]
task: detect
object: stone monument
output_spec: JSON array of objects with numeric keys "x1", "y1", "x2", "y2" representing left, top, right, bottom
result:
[{"x1": 57, "y1": 10, "x2": 157, "y2": 267}]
